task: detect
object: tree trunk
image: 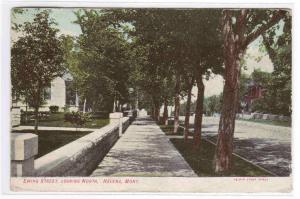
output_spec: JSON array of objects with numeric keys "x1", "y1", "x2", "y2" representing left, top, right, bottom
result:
[
  {"x1": 113, "y1": 94, "x2": 116, "y2": 112},
  {"x1": 214, "y1": 70, "x2": 240, "y2": 173},
  {"x1": 25, "y1": 99, "x2": 28, "y2": 123},
  {"x1": 152, "y1": 98, "x2": 160, "y2": 122},
  {"x1": 34, "y1": 105, "x2": 39, "y2": 134},
  {"x1": 34, "y1": 87, "x2": 41, "y2": 134},
  {"x1": 116, "y1": 100, "x2": 119, "y2": 112},
  {"x1": 151, "y1": 105, "x2": 155, "y2": 119},
  {"x1": 173, "y1": 73, "x2": 181, "y2": 134},
  {"x1": 184, "y1": 77, "x2": 194, "y2": 142},
  {"x1": 163, "y1": 97, "x2": 169, "y2": 125},
  {"x1": 83, "y1": 98, "x2": 87, "y2": 113},
  {"x1": 214, "y1": 10, "x2": 244, "y2": 173},
  {"x1": 213, "y1": 9, "x2": 286, "y2": 173},
  {"x1": 118, "y1": 102, "x2": 121, "y2": 112},
  {"x1": 155, "y1": 104, "x2": 160, "y2": 122},
  {"x1": 193, "y1": 75, "x2": 204, "y2": 148}
]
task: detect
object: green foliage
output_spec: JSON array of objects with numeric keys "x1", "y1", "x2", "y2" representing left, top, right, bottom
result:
[
  {"x1": 11, "y1": 10, "x2": 65, "y2": 109},
  {"x1": 240, "y1": 68, "x2": 291, "y2": 116},
  {"x1": 247, "y1": 70, "x2": 273, "y2": 113},
  {"x1": 21, "y1": 112, "x2": 109, "y2": 128},
  {"x1": 180, "y1": 94, "x2": 223, "y2": 116},
  {"x1": 64, "y1": 111, "x2": 91, "y2": 127},
  {"x1": 239, "y1": 70, "x2": 273, "y2": 114},
  {"x1": 11, "y1": 9, "x2": 65, "y2": 132},
  {"x1": 245, "y1": 14, "x2": 292, "y2": 116},
  {"x1": 69, "y1": 9, "x2": 132, "y2": 112},
  {"x1": 204, "y1": 95, "x2": 223, "y2": 116},
  {"x1": 12, "y1": 8, "x2": 290, "y2": 120},
  {"x1": 49, "y1": 105, "x2": 59, "y2": 113},
  {"x1": 126, "y1": 9, "x2": 224, "y2": 112},
  {"x1": 20, "y1": 110, "x2": 50, "y2": 123},
  {"x1": 11, "y1": 8, "x2": 26, "y2": 30},
  {"x1": 180, "y1": 101, "x2": 196, "y2": 116},
  {"x1": 60, "y1": 35, "x2": 79, "y2": 74},
  {"x1": 261, "y1": 14, "x2": 291, "y2": 116}
]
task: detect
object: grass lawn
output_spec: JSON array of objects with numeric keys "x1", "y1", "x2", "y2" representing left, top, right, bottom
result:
[
  {"x1": 170, "y1": 138, "x2": 273, "y2": 177},
  {"x1": 21, "y1": 112, "x2": 109, "y2": 129},
  {"x1": 13, "y1": 130, "x2": 92, "y2": 158},
  {"x1": 238, "y1": 118, "x2": 291, "y2": 127},
  {"x1": 170, "y1": 138, "x2": 271, "y2": 177},
  {"x1": 159, "y1": 125, "x2": 184, "y2": 136}
]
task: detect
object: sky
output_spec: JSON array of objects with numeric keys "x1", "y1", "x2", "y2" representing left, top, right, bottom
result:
[
  {"x1": 11, "y1": 8, "x2": 275, "y2": 99},
  {"x1": 11, "y1": 8, "x2": 82, "y2": 41}
]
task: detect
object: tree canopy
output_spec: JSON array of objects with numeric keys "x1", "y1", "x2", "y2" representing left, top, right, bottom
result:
[
  {"x1": 11, "y1": 10, "x2": 65, "y2": 132},
  {"x1": 67, "y1": 9, "x2": 133, "y2": 112}
]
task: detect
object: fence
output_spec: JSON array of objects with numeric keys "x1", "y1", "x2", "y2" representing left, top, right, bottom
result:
[{"x1": 236, "y1": 113, "x2": 290, "y2": 122}]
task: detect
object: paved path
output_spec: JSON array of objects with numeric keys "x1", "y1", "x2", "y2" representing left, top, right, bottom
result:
[
  {"x1": 91, "y1": 116, "x2": 196, "y2": 177},
  {"x1": 179, "y1": 116, "x2": 291, "y2": 176}
]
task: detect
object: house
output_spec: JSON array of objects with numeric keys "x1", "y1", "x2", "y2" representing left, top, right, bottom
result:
[
  {"x1": 242, "y1": 80, "x2": 266, "y2": 113},
  {"x1": 12, "y1": 74, "x2": 79, "y2": 112}
]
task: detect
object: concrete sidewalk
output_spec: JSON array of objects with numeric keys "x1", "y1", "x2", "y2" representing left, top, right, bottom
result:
[{"x1": 91, "y1": 116, "x2": 196, "y2": 177}]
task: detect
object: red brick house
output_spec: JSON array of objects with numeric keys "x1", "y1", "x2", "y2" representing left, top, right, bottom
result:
[{"x1": 242, "y1": 80, "x2": 266, "y2": 113}]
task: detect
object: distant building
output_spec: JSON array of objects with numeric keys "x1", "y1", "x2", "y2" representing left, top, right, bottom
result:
[
  {"x1": 242, "y1": 80, "x2": 266, "y2": 113},
  {"x1": 12, "y1": 74, "x2": 79, "y2": 112}
]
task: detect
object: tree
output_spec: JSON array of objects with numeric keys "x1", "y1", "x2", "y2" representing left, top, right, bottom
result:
[
  {"x1": 182, "y1": 10, "x2": 223, "y2": 147},
  {"x1": 161, "y1": 77, "x2": 175, "y2": 125},
  {"x1": 72, "y1": 9, "x2": 132, "y2": 113},
  {"x1": 183, "y1": 75, "x2": 195, "y2": 141},
  {"x1": 124, "y1": 9, "x2": 224, "y2": 142},
  {"x1": 115, "y1": 9, "x2": 223, "y2": 147},
  {"x1": 261, "y1": 14, "x2": 291, "y2": 116},
  {"x1": 11, "y1": 10, "x2": 64, "y2": 133},
  {"x1": 214, "y1": 9, "x2": 288, "y2": 173},
  {"x1": 204, "y1": 95, "x2": 222, "y2": 116},
  {"x1": 126, "y1": 9, "x2": 178, "y2": 122}
]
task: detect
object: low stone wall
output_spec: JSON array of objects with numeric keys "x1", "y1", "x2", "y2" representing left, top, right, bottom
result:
[
  {"x1": 201, "y1": 116, "x2": 291, "y2": 135},
  {"x1": 122, "y1": 117, "x2": 130, "y2": 133},
  {"x1": 123, "y1": 110, "x2": 138, "y2": 123},
  {"x1": 33, "y1": 116, "x2": 131, "y2": 177},
  {"x1": 11, "y1": 133, "x2": 38, "y2": 177},
  {"x1": 236, "y1": 113, "x2": 291, "y2": 122},
  {"x1": 10, "y1": 112, "x2": 134, "y2": 177},
  {"x1": 34, "y1": 124, "x2": 119, "y2": 176}
]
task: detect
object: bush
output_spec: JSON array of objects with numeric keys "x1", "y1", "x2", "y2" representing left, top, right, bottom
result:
[
  {"x1": 91, "y1": 111, "x2": 109, "y2": 119},
  {"x1": 64, "y1": 111, "x2": 90, "y2": 128},
  {"x1": 49, "y1": 105, "x2": 59, "y2": 113},
  {"x1": 21, "y1": 111, "x2": 50, "y2": 123},
  {"x1": 62, "y1": 106, "x2": 69, "y2": 112}
]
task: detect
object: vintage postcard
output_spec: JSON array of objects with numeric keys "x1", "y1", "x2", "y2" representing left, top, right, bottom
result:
[{"x1": 4, "y1": 0, "x2": 294, "y2": 194}]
